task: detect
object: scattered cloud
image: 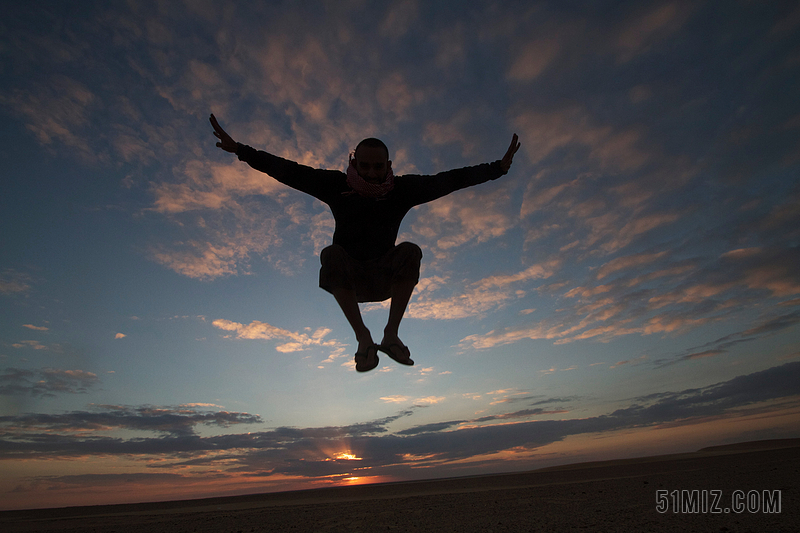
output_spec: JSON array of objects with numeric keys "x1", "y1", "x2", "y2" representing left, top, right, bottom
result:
[
  {"x1": 0, "y1": 368, "x2": 99, "y2": 398},
  {"x1": 380, "y1": 396, "x2": 409, "y2": 404},
  {"x1": 539, "y1": 366, "x2": 579, "y2": 374},
  {"x1": 0, "y1": 270, "x2": 33, "y2": 295},
  {"x1": 514, "y1": 105, "x2": 651, "y2": 171},
  {"x1": 660, "y1": 309, "x2": 800, "y2": 366},
  {"x1": 150, "y1": 241, "x2": 243, "y2": 280},
  {"x1": 596, "y1": 251, "x2": 668, "y2": 280},
  {"x1": 0, "y1": 76, "x2": 97, "y2": 162},
  {"x1": 150, "y1": 161, "x2": 287, "y2": 215},
  {"x1": 476, "y1": 259, "x2": 562, "y2": 290},
  {"x1": 609, "y1": 355, "x2": 648, "y2": 369},
  {"x1": 212, "y1": 318, "x2": 345, "y2": 355},
  {"x1": 0, "y1": 404, "x2": 262, "y2": 439},
  {"x1": 614, "y1": 1, "x2": 693, "y2": 63},
  {"x1": 11, "y1": 340, "x2": 49, "y2": 351},
  {"x1": 414, "y1": 396, "x2": 445, "y2": 405},
  {"x1": 508, "y1": 37, "x2": 561, "y2": 82}
]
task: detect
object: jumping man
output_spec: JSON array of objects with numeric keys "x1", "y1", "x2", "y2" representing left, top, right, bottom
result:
[{"x1": 210, "y1": 114, "x2": 520, "y2": 372}]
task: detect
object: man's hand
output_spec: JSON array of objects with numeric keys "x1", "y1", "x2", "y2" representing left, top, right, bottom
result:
[
  {"x1": 210, "y1": 114, "x2": 238, "y2": 153},
  {"x1": 500, "y1": 133, "x2": 520, "y2": 173}
]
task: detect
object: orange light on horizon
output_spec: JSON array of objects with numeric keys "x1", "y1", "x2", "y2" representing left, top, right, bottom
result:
[
  {"x1": 332, "y1": 452, "x2": 361, "y2": 461},
  {"x1": 339, "y1": 475, "x2": 389, "y2": 486},
  {"x1": 315, "y1": 439, "x2": 363, "y2": 463}
]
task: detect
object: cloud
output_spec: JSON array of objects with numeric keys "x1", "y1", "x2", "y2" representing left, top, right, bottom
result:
[
  {"x1": 514, "y1": 106, "x2": 651, "y2": 171},
  {"x1": 114, "y1": 333, "x2": 126, "y2": 339},
  {"x1": 422, "y1": 190, "x2": 515, "y2": 251},
  {"x1": 613, "y1": 2, "x2": 693, "y2": 63},
  {"x1": 459, "y1": 324, "x2": 554, "y2": 351},
  {"x1": 0, "y1": 368, "x2": 99, "y2": 398},
  {"x1": 0, "y1": 270, "x2": 33, "y2": 295},
  {"x1": 662, "y1": 309, "x2": 800, "y2": 366},
  {"x1": 0, "y1": 76, "x2": 97, "y2": 162},
  {"x1": 728, "y1": 247, "x2": 800, "y2": 297},
  {"x1": 508, "y1": 37, "x2": 561, "y2": 81},
  {"x1": 414, "y1": 396, "x2": 445, "y2": 406},
  {"x1": 422, "y1": 109, "x2": 483, "y2": 158},
  {"x1": 150, "y1": 161, "x2": 287, "y2": 215},
  {"x1": 461, "y1": 306, "x2": 716, "y2": 350},
  {"x1": 648, "y1": 247, "x2": 800, "y2": 309},
  {"x1": 22, "y1": 324, "x2": 48, "y2": 332},
  {"x1": 377, "y1": 71, "x2": 428, "y2": 118},
  {"x1": 609, "y1": 355, "x2": 648, "y2": 369},
  {"x1": 757, "y1": 190, "x2": 800, "y2": 241},
  {"x1": 474, "y1": 408, "x2": 569, "y2": 422},
  {"x1": 380, "y1": 396, "x2": 409, "y2": 404},
  {"x1": 151, "y1": 241, "x2": 249, "y2": 280},
  {"x1": 212, "y1": 319, "x2": 345, "y2": 355},
  {"x1": 404, "y1": 284, "x2": 517, "y2": 320},
  {"x1": 597, "y1": 212, "x2": 682, "y2": 255},
  {"x1": 11, "y1": 341, "x2": 50, "y2": 351},
  {"x1": 475, "y1": 258, "x2": 562, "y2": 290},
  {"x1": 613, "y1": 362, "x2": 800, "y2": 425},
  {"x1": 379, "y1": 395, "x2": 444, "y2": 406},
  {"x1": 595, "y1": 251, "x2": 669, "y2": 280},
  {"x1": 381, "y1": 0, "x2": 419, "y2": 35},
  {"x1": 0, "y1": 404, "x2": 262, "y2": 440}
]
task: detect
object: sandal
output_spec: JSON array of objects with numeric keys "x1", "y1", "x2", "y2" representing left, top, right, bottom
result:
[
  {"x1": 354, "y1": 344, "x2": 380, "y2": 372},
  {"x1": 378, "y1": 343, "x2": 414, "y2": 366}
]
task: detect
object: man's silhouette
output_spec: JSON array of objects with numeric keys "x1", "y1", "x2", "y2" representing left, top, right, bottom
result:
[{"x1": 210, "y1": 114, "x2": 519, "y2": 372}]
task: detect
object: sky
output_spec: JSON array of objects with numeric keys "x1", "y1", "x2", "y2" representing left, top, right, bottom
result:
[{"x1": 1, "y1": 0, "x2": 799, "y2": 511}]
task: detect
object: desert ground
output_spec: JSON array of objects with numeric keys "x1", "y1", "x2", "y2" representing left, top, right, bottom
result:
[{"x1": 2, "y1": 439, "x2": 797, "y2": 532}]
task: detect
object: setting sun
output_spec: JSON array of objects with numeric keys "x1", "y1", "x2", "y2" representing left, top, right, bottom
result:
[{"x1": 333, "y1": 452, "x2": 361, "y2": 461}]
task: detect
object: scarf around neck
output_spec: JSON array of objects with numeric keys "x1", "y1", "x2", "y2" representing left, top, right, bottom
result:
[{"x1": 345, "y1": 157, "x2": 395, "y2": 198}]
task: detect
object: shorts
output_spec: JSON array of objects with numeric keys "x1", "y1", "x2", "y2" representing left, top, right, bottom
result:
[{"x1": 319, "y1": 242, "x2": 422, "y2": 303}]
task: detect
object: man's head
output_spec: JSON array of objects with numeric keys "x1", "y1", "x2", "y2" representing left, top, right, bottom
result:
[{"x1": 354, "y1": 138, "x2": 391, "y2": 184}]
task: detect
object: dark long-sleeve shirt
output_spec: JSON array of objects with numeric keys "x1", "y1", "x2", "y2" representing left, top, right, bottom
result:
[{"x1": 236, "y1": 144, "x2": 507, "y2": 261}]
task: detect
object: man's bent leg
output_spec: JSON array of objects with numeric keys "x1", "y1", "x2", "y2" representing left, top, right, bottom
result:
[
  {"x1": 380, "y1": 243, "x2": 421, "y2": 358},
  {"x1": 383, "y1": 279, "x2": 415, "y2": 345},
  {"x1": 330, "y1": 287, "x2": 374, "y2": 353},
  {"x1": 379, "y1": 279, "x2": 416, "y2": 365}
]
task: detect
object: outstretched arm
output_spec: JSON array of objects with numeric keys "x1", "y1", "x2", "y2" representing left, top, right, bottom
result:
[
  {"x1": 404, "y1": 134, "x2": 522, "y2": 206},
  {"x1": 500, "y1": 133, "x2": 520, "y2": 173},
  {"x1": 210, "y1": 113, "x2": 343, "y2": 201},
  {"x1": 210, "y1": 114, "x2": 238, "y2": 153}
]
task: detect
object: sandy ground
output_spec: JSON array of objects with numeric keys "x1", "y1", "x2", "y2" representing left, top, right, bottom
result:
[{"x1": 2, "y1": 439, "x2": 797, "y2": 532}]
